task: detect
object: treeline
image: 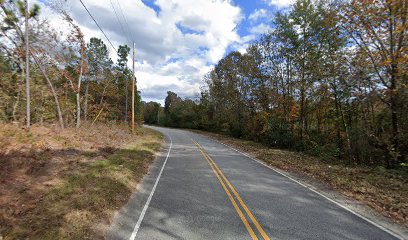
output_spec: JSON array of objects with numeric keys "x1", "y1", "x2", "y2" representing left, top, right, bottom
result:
[
  {"x1": 147, "y1": 0, "x2": 407, "y2": 168},
  {"x1": 0, "y1": 1, "x2": 143, "y2": 129}
]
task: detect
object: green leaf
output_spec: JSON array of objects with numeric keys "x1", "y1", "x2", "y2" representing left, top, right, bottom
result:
[
  {"x1": 17, "y1": 0, "x2": 24, "y2": 15},
  {"x1": 30, "y1": 4, "x2": 40, "y2": 18}
]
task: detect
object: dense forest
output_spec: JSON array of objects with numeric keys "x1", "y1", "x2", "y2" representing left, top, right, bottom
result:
[
  {"x1": 145, "y1": 0, "x2": 408, "y2": 168},
  {"x1": 0, "y1": 0, "x2": 143, "y2": 129},
  {"x1": 1, "y1": 0, "x2": 407, "y2": 168}
]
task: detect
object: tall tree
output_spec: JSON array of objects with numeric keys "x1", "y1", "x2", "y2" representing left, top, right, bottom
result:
[
  {"x1": 341, "y1": 0, "x2": 408, "y2": 164},
  {"x1": 84, "y1": 37, "x2": 113, "y2": 120},
  {"x1": 117, "y1": 44, "x2": 131, "y2": 122},
  {"x1": 0, "y1": 0, "x2": 40, "y2": 127},
  {"x1": 62, "y1": 12, "x2": 87, "y2": 128}
]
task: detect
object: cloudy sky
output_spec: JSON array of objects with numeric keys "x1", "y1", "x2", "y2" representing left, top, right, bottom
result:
[{"x1": 35, "y1": 0, "x2": 294, "y2": 104}]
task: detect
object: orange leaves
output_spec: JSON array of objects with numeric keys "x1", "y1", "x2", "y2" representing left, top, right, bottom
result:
[
  {"x1": 380, "y1": 58, "x2": 393, "y2": 67},
  {"x1": 290, "y1": 102, "x2": 300, "y2": 120},
  {"x1": 246, "y1": 111, "x2": 271, "y2": 138}
]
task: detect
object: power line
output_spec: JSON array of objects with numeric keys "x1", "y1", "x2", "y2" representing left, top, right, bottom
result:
[
  {"x1": 115, "y1": 0, "x2": 134, "y2": 45},
  {"x1": 79, "y1": 0, "x2": 117, "y2": 52},
  {"x1": 110, "y1": 0, "x2": 140, "y2": 96},
  {"x1": 115, "y1": 0, "x2": 135, "y2": 40},
  {"x1": 113, "y1": 0, "x2": 139, "y2": 94},
  {"x1": 109, "y1": 1, "x2": 136, "y2": 70},
  {"x1": 109, "y1": 0, "x2": 132, "y2": 47}
]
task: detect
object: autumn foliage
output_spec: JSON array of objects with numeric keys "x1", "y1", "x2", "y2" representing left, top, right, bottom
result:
[{"x1": 153, "y1": 0, "x2": 407, "y2": 167}]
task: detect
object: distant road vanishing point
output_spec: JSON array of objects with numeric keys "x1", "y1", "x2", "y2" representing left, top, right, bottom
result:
[{"x1": 108, "y1": 126, "x2": 403, "y2": 240}]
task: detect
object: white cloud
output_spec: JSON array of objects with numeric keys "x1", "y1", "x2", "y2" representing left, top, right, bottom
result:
[
  {"x1": 264, "y1": 0, "x2": 295, "y2": 8},
  {"x1": 33, "y1": 0, "x2": 243, "y2": 103},
  {"x1": 249, "y1": 23, "x2": 272, "y2": 35},
  {"x1": 248, "y1": 9, "x2": 268, "y2": 22}
]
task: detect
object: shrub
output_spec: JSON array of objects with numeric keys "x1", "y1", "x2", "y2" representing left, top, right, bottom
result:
[{"x1": 262, "y1": 117, "x2": 295, "y2": 149}]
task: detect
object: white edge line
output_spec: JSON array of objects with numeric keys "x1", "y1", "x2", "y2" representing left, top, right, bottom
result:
[
  {"x1": 206, "y1": 137, "x2": 404, "y2": 240},
  {"x1": 129, "y1": 134, "x2": 173, "y2": 240}
]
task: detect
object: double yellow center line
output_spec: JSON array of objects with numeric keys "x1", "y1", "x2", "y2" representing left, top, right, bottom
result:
[{"x1": 192, "y1": 139, "x2": 270, "y2": 240}]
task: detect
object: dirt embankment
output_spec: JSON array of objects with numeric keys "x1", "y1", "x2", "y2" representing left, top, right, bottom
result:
[{"x1": 0, "y1": 123, "x2": 162, "y2": 239}]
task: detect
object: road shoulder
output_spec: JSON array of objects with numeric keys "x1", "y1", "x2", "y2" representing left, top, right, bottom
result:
[{"x1": 106, "y1": 133, "x2": 171, "y2": 240}]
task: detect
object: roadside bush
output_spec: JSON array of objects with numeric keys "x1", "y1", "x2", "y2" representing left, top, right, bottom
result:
[
  {"x1": 305, "y1": 141, "x2": 340, "y2": 162},
  {"x1": 229, "y1": 121, "x2": 243, "y2": 138},
  {"x1": 261, "y1": 117, "x2": 295, "y2": 149}
]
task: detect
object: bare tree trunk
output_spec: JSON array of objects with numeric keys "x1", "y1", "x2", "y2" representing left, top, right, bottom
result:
[
  {"x1": 92, "y1": 81, "x2": 109, "y2": 124},
  {"x1": 339, "y1": 101, "x2": 353, "y2": 163},
  {"x1": 332, "y1": 81, "x2": 353, "y2": 162},
  {"x1": 31, "y1": 53, "x2": 64, "y2": 129},
  {"x1": 12, "y1": 91, "x2": 20, "y2": 122},
  {"x1": 299, "y1": 27, "x2": 307, "y2": 143},
  {"x1": 76, "y1": 61, "x2": 83, "y2": 128},
  {"x1": 25, "y1": 0, "x2": 30, "y2": 129},
  {"x1": 334, "y1": 91, "x2": 342, "y2": 145},
  {"x1": 40, "y1": 89, "x2": 44, "y2": 126},
  {"x1": 125, "y1": 76, "x2": 128, "y2": 122},
  {"x1": 15, "y1": 60, "x2": 26, "y2": 124},
  {"x1": 84, "y1": 80, "x2": 89, "y2": 121},
  {"x1": 300, "y1": 74, "x2": 306, "y2": 142},
  {"x1": 390, "y1": 64, "x2": 400, "y2": 164}
]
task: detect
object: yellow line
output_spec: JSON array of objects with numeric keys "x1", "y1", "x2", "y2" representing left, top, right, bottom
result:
[
  {"x1": 193, "y1": 139, "x2": 270, "y2": 240},
  {"x1": 192, "y1": 140, "x2": 258, "y2": 240}
]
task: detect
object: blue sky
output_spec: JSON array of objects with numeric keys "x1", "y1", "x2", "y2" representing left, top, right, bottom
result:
[
  {"x1": 235, "y1": 0, "x2": 272, "y2": 35},
  {"x1": 34, "y1": 0, "x2": 294, "y2": 104}
]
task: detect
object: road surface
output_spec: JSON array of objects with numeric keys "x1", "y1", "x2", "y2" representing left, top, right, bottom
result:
[{"x1": 108, "y1": 126, "x2": 403, "y2": 240}]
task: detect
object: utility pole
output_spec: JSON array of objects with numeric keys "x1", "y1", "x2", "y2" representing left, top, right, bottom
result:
[
  {"x1": 131, "y1": 41, "x2": 135, "y2": 131},
  {"x1": 25, "y1": 0, "x2": 30, "y2": 129}
]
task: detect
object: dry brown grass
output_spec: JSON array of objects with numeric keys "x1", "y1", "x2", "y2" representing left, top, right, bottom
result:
[
  {"x1": 0, "y1": 123, "x2": 163, "y2": 239},
  {"x1": 195, "y1": 130, "x2": 408, "y2": 227}
]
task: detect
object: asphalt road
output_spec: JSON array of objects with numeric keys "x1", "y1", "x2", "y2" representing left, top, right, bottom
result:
[{"x1": 107, "y1": 126, "x2": 403, "y2": 240}]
